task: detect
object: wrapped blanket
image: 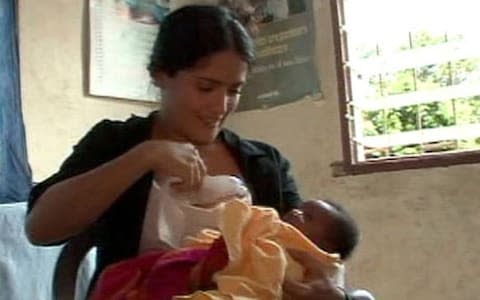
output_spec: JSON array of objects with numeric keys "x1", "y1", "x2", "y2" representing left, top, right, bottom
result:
[
  {"x1": 177, "y1": 199, "x2": 343, "y2": 300},
  {"x1": 91, "y1": 200, "x2": 343, "y2": 300}
]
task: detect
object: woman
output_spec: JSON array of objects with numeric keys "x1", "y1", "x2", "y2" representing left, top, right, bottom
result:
[{"x1": 26, "y1": 5, "x2": 371, "y2": 300}]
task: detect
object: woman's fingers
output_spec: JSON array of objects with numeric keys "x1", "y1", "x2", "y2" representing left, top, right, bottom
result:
[
  {"x1": 171, "y1": 164, "x2": 197, "y2": 192},
  {"x1": 286, "y1": 248, "x2": 318, "y2": 265},
  {"x1": 172, "y1": 147, "x2": 206, "y2": 192},
  {"x1": 284, "y1": 278, "x2": 345, "y2": 300},
  {"x1": 192, "y1": 148, "x2": 205, "y2": 189},
  {"x1": 190, "y1": 160, "x2": 200, "y2": 188},
  {"x1": 197, "y1": 150, "x2": 207, "y2": 178},
  {"x1": 283, "y1": 279, "x2": 311, "y2": 299},
  {"x1": 193, "y1": 157, "x2": 205, "y2": 189},
  {"x1": 188, "y1": 147, "x2": 205, "y2": 189},
  {"x1": 151, "y1": 141, "x2": 208, "y2": 191},
  {"x1": 286, "y1": 248, "x2": 328, "y2": 279},
  {"x1": 284, "y1": 249, "x2": 346, "y2": 300}
]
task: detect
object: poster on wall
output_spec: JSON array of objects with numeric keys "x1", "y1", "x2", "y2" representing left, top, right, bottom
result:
[
  {"x1": 238, "y1": 0, "x2": 320, "y2": 111},
  {"x1": 89, "y1": 0, "x2": 320, "y2": 110}
]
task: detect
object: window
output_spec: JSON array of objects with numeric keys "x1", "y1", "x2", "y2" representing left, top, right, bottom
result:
[{"x1": 331, "y1": 0, "x2": 480, "y2": 174}]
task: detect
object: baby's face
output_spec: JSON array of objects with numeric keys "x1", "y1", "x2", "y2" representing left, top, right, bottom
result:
[{"x1": 282, "y1": 200, "x2": 337, "y2": 252}]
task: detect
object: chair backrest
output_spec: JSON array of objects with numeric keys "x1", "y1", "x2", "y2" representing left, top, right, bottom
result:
[
  {"x1": 351, "y1": 289, "x2": 376, "y2": 300},
  {"x1": 52, "y1": 228, "x2": 96, "y2": 300},
  {"x1": 1, "y1": 203, "x2": 63, "y2": 300}
]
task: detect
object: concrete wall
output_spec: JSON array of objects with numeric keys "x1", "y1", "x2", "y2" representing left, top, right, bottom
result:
[{"x1": 20, "y1": 1, "x2": 480, "y2": 299}]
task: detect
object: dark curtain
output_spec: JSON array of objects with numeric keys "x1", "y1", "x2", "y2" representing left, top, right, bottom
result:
[{"x1": 0, "y1": 0, "x2": 32, "y2": 203}]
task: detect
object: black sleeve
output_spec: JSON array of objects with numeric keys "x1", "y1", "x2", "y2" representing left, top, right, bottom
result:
[
  {"x1": 27, "y1": 120, "x2": 120, "y2": 214},
  {"x1": 276, "y1": 149, "x2": 302, "y2": 213}
]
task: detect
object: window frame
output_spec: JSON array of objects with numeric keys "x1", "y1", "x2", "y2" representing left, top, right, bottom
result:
[{"x1": 330, "y1": 0, "x2": 480, "y2": 175}]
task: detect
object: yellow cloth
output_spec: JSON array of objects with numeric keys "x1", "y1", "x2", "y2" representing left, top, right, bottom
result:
[{"x1": 175, "y1": 199, "x2": 342, "y2": 300}]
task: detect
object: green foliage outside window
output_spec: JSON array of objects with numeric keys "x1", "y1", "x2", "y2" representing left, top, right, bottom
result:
[{"x1": 356, "y1": 31, "x2": 480, "y2": 158}]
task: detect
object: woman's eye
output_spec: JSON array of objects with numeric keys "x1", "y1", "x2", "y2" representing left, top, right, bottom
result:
[
  {"x1": 228, "y1": 89, "x2": 242, "y2": 96},
  {"x1": 198, "y1": 86, "x2": 214, "y2": 92}
]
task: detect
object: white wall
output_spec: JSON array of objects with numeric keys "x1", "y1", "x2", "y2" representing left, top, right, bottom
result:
[{"x1": 20, "y1": 1, "x2": 480, "y2": 299}]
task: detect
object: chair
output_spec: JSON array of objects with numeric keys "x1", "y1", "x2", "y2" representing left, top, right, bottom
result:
[
  {"x1": 52, "y1": 228, "x2": 96, "y2": 300},
  {"x1": 0, "y1": 203, "x2": 64, "y2": 300},
  {"x1": 351, "y1": 289, "x2": 376, "y2": 300}
]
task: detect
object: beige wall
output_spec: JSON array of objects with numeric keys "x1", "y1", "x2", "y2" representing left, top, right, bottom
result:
[
  {"x1": 19, "y1": 0, "x2": 157, "y2": 181},
  {"x1": 20, "y1": 1, "x2": 480, "y2": 299}
]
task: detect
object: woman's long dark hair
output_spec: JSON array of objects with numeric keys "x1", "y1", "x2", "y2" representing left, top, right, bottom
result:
[{"x1": 148, "y1": 5, "x2": 256, "y2": 77}]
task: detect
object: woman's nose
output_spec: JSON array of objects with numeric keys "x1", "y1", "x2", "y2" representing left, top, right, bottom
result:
[{"x1": 209, "y1": 90, "x2": 230, "y2": 115}]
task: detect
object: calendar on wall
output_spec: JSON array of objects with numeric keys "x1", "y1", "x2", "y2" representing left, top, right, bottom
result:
[{"x1": 89, "y1": 0, "x2": 162, "y2": 102}]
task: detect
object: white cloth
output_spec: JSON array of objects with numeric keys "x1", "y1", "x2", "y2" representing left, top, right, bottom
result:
[
  {"x1": 0, "y1": 202, "x2": 96, "y2": 300},
  {"x1": 139, "y1": 175, "x2": 251, "y2": 252}
]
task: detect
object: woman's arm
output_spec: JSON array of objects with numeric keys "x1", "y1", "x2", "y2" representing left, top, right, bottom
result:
[
  {"x1": 27, "y1": 132, "x2": 206, "y2": 246},
  {"x1": 26, "y1": 143, "x2": 152, "y2": 245},
  {"x1": 283, "y1": 249, "x2": 375, "y2": 300}
]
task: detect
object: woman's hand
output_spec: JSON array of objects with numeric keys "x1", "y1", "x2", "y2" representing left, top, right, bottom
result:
[
  {"x1": 282, "y1": 248, "x2": 346, "y2": 300},
  {"x1": 140, "y1": 140, "x2": 207, "y2": 191}
]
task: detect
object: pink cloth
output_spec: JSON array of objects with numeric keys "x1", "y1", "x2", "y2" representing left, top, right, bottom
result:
[
  {"x1": 90, "y1": 239, "x2": 229, "y2": 300},
  {"x1": 90, "y1": 248, "x2": 207, "y2": 300}
]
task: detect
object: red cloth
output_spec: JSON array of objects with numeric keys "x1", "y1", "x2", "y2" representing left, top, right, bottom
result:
[
  {"x1": 197, "y1": 238, "x2": 229, "y2": 290},
  {"x1": 90, "y1": 238, "x2": 229, "y2": 300}
]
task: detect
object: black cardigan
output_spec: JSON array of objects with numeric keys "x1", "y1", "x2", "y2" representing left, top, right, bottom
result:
[{"x1": 28, "y1": 111, "x2": 302, "y2": 280}]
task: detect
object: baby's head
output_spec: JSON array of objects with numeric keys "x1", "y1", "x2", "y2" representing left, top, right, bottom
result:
[{"x1": 282, "y1": 199, "x2": 359, "y2": 260}]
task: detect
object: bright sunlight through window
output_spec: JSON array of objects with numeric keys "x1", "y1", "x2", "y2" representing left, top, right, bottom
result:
[{"x1": 338, "y1": 0, "x2": 480, "y2": 166}]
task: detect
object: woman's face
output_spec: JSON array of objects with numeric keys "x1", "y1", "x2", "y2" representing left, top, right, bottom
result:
[{"x1": 155, "y1": 49, "x2": 248, "y2": 145}]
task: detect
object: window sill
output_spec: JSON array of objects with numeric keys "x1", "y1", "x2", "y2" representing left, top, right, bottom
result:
[{"x1": 331, "y1": 150, "x2": 480, "y2": 176}]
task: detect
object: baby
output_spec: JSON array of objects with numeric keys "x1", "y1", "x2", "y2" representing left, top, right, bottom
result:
[
  {"x1": 184, "y1": 198, "x2": 360, "y2": 296},
  {"x1": 282, "y1": 198, "x2": 359, "y2": 261},
  {"x1": 91, "y1": 186, "x2": 359, "y2": 300}
]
